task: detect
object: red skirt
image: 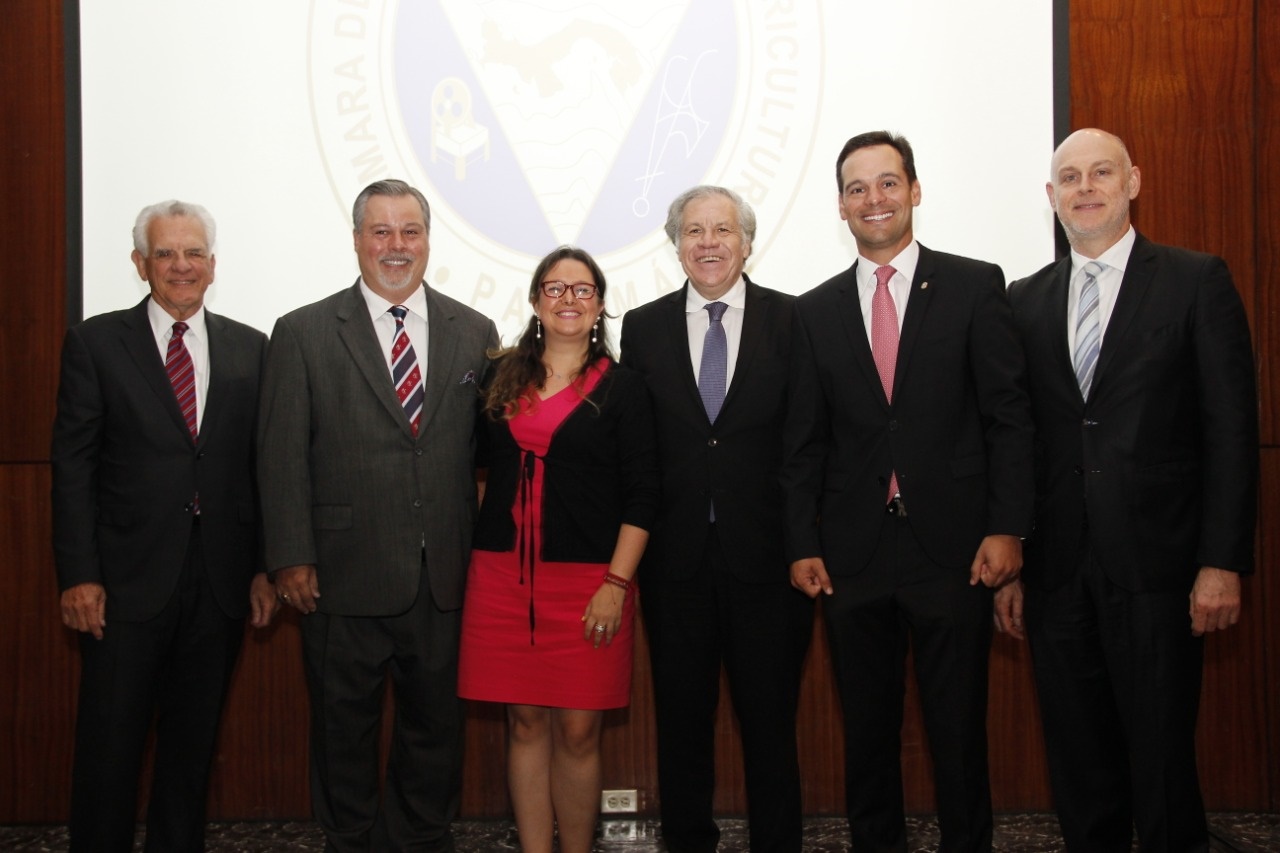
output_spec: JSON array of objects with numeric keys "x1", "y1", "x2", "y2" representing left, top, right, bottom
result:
[{"x1": 457, "y1": 547, "x2": 635, "y2": 710}]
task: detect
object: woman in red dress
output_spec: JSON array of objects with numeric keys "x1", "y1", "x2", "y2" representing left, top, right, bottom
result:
[{"x1": 458, "y1": 246, "x2": 658, "y2": 853}]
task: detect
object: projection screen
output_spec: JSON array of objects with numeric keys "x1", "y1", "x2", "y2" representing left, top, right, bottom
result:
[{"x1": 74, "y1": 1, "x2": 1063, "y2": 343}]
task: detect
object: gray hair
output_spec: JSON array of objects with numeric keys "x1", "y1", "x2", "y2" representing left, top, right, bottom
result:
[
  {"x1": 352, "y1": 179, "x2": 432, "y2": 232},
  {"x1": 663, "y1": 185, "x2": 757, "y2": 251},
  {"x1": 132, "y1": 200, "x2": 217, "y2": 255}
]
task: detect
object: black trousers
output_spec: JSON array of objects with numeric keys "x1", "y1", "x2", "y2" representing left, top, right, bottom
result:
[
  {"x1": 824, "y1": 515, "x2": 994, "y2": 853},
  {"x1": 1026, "y1": 544, "x2": 1208, "y2": 853},
  {"x1": 69, "y1": 524, "x2": 244, "y2": 853},
  {"x1": 300, "y1": 561, "x2": 463, "y2": 853},
  {"x1": 643, "y1": 526, "x2": 814, "y2": 853}
]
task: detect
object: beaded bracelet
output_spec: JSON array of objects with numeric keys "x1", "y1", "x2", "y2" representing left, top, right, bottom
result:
[{"x1": 603, "y1": 571, "x2": 632, "y2": 592}]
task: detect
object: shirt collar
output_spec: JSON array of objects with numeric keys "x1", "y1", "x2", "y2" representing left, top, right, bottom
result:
[
  {"x1": 1070, "y1": 225, "x2": 1136, "y2": 276},
  {"x1": 147, "y1": 297, "x2": 207, "y2": 339},
  {"x1": 684, "y1": 275, "x2": 747, "y2": 314},
  {"x1": 359, "y1": 277, "x2": 429, "y2": 321},
  {"x1": 857, "y1": 240, "x2": 920, "y2": 291}
]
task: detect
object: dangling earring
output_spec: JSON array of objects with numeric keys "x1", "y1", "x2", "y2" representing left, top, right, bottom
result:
[
  {"x1": 591, "y1": 320, "x2": 599, "y2": 344},
  {"x1": 536, "y1": 317, "x2": 542, "y2": 340}
]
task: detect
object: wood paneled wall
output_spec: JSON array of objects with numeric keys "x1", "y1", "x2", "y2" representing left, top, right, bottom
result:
[{"x1": 1, "y1": 0, "x2": 1275, "y2": 823}]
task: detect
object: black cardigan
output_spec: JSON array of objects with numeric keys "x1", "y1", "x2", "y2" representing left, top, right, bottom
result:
[{"x1": 472, "y1": 361, "x2": 659, "y2": 562}]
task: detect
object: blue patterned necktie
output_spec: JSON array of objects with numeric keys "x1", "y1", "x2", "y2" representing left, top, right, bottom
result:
[
  {"x1": 1073, "y1": 260, "x2": 1105, "y2": 399},
  {"x1": 698, "y1": 301, "x2": 728, "y2": 422},
  {"x1": 389, "y1": 306, "x2": 425, "y2": 436}
]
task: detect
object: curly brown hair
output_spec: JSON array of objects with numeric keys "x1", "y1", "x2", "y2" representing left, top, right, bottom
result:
[{"x1": 483, "y1": 246, "x2": 614, "y2": 420}]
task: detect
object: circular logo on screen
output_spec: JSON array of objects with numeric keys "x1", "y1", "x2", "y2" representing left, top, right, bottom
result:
[{"x1": 307, "y1": 0, "x2": 823, "y2": 329}]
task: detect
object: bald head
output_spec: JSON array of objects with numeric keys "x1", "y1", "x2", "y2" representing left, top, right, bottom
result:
[{"x1": 1046, "y1": 128, "x2": 1141, "y2": 258}]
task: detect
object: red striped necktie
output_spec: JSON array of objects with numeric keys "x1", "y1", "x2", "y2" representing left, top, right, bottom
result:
[{"x1": 165, "y1": 321, "x2": 198, "y2": 441}]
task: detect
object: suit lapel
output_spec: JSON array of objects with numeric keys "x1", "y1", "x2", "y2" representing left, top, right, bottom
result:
[
  {"x1": 661, "y1": 285, "x2": 705, "y2": 417},
  {"x1": 893, "y1": 248, "x2": 938, "y2": 404},
  {"x1": 335, "y1": 282, "x2": 414, "y2": 435},
  {"x1": 199, "y1": 311, "x2": 231, "y2": 447},
  {"x1": 419, "y1": 284, "x2": 461, "y2": 434},
  {"x1": 834, "y1": 263, "x2": 887, "y2": 408},
  {"x1": 121, "y1": 299, "x2": 195, "y2": 444},
  {"x1": 1042, "y1": 258, "x2": 1075, "y2": 393},
  {"x1": 721, "y1": 277, "x2": 766, "y2": 416},
  {"x1": 1092, "y1": 235, "x2": 1156, "y2": 397}
]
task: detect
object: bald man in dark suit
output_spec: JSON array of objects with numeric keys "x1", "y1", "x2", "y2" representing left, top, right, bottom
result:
[{"x1": 1000, "y1": 129, "x2": 1258, "y2": 852}]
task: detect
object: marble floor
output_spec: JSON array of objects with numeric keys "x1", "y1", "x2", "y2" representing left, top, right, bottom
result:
[{"x1": 1, "y1": 813, "x2": 1276, "y2": 852}]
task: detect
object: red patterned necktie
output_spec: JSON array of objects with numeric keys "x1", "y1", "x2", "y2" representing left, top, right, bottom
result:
[
  {"x1": 389, "y1": 306, "x2": 424, "y2": 436},
  {"x1": 871, "y1": 265, "x2": 900, "y2": 499},
  {"x1": 165, "y1": 321, "x2": 198, "y2": 441}
]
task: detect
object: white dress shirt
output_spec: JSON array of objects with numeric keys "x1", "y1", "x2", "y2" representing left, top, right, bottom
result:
[
  {"x1": 360, "y1": 279, "x2": 430, "y2": 379},
  {"x1": 685, "y1": 276, "x2": 747, "y2": 390},
  {"x1": 855, "y1": 241, "x2": 919, "y2": 343},
  {"x1": 1066, "y1": 226, "x2": 1135, "y2": 354},
  {"x1": 148, "y1": 298, "x2": 209, "y2": 432}
]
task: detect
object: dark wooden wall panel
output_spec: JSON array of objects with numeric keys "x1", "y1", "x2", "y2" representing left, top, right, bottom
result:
[
  {"x1": 0, "y1": 466, "x2": 77, "y2": 821},
  {"x1": 1, "y1": 0, "x2": 1275, "y2": 826},
  {"x1": 1070, "y1": 0, "x2": 1272, "y2": 812},
  {"x1": 0, "y1": 0, "x2": 64, "y2": 459},
  {"x1": 1257, "y1": 0, "x2": 1280, "y2": 814}
]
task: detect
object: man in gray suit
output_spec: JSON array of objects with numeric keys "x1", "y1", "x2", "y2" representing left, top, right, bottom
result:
[{"x1": 258, "y1": 179, "x2": 498, "y2": 852}]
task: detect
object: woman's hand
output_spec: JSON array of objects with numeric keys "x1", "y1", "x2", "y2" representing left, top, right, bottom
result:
[{"x1": 582, "y1": 582, "x2": 626, "y2": 647}]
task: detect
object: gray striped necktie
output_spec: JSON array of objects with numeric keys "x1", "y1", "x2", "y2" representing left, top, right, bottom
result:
[{"x1": 1073, "y1": 260, "x2": 1105, "y2": 399}]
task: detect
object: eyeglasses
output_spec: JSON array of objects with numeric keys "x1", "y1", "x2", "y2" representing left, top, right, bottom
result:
[{"x1": 540, "y1": 280, "x2": 597, "y2": 300}]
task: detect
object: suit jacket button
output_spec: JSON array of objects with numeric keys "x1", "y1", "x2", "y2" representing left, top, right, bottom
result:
[
  {"x1": 415, "y1": 448, "x2": 424, "y2": 456},
  {"x1": 196, "y1": 450, "x2": 206, "y2": 459},
  {"x1": 413, "y1": 499, "x2": 423, "y2": 508},
  {"x1": 707, "y1": 438, "x2": 718, "y2": 447},
  {"x1": 888, "y1": 420, "x2": 899, "y2": 432},
  {"x1": 1073, "y1": 466, "x2": 1083, "y2": 475}
]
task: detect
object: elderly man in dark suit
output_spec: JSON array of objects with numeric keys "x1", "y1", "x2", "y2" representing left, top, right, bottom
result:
[
  {"x1": 783, "y1": 131, "x2": 1034, "y2": 852},
  {"x1": 620, "y1": 186, "x2": 814, "y2": 853},
  {"x1": 257, "y1": 179, "x2": 497, "y2": 852},
  {"x1": 53, "y1": 200, "x2": 276, "y2": 852},
  {"x1": 998, "y1": 128, "x2": 1258, "y2": 852}
]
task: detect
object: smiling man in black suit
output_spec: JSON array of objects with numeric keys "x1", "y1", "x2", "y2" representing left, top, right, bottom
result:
[
  {"x1": 621, "y1": 186, "x2": 813, "y2": 853},
  {"x1": 53, "y1": 200, "x2": 276, "y2": 852},
  {"x1": 999, "y1": 128, "x2": 1258, "y2": 852},
  {"x1": 783, "y1": 131, "x2": 1034, "y2": 853}
]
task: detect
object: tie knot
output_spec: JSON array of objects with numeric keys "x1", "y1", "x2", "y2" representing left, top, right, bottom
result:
[
  {"x1": 874, "y1": 265, "x2": 897, "y2": 288},
  {"x1": 1084, "y1": 260, "x2": 1105, "y2": 279},
  {"x1": 171, "y1": 321, "x2": 189, "y2": 338},
  {"x1": 389, "y1": 305, "x2": 408, "y2": 323},
  {"x1": 705, "y1": 301, "x2": 728, "y2": 323}
]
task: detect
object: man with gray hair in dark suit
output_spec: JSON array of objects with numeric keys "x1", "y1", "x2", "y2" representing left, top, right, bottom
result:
[
  {"x1": 54, "y1": 199, "x2": 276, "y2": 852},
  {"x1": 258, "y1": 179, "x2": 498, "y2": 852}
]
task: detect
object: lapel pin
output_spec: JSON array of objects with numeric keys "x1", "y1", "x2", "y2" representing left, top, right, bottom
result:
[{"x1": 921, "y1": 281, "x2": 930, "y2": 290}]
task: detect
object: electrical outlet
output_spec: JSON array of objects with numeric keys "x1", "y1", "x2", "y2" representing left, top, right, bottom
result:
[{"x1": 600, "y1": 788, "x2": 638, "y2": 813}]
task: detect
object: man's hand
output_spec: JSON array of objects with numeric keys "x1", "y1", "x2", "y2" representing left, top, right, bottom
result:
[
  {"x1": 1189, "y1": 567, "x2": 1241, "y2": 637},
  {"x1": 60, "y1": 582, "x2": 107, "y2": 640},
  {"x1": 274, "y1": 564, "x2": 321, "y2": 613},
  {"x1": 790, "y1": 557, "x2": 833, "y2": 598},
  {"x1": 969, "y1": 534, "x2": 1023, "y2": 588},
  {"x1": 249, "y1": 572, "x2": 281, "y2": 627},
  {"x1": 993, "y1": 579, "x2": 1025, "y2": 640}
]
